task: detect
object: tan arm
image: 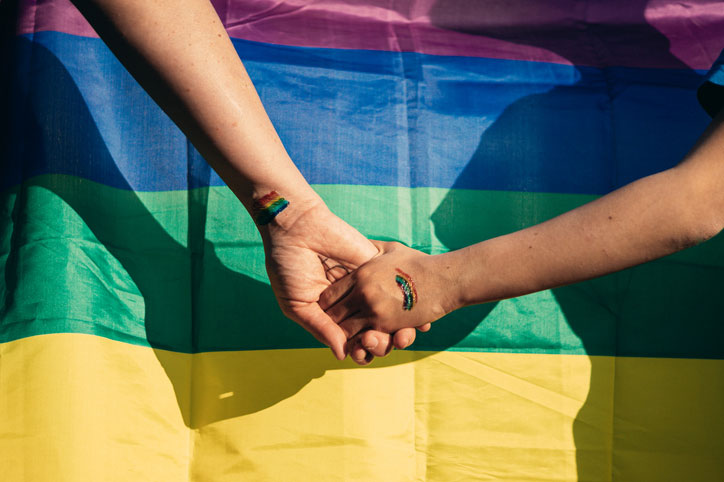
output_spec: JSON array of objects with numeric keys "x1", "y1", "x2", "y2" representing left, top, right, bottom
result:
[
  {"x1": 320, "y1": 111, "x2": 724, "y2": 339},
  {"x1": 443, "y1": 110, "x2": 724, "y2": 309}
]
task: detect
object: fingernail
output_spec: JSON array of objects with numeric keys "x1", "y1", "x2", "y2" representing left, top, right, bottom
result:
[
  {"x1": 332, "y1": 347, "x2": 345, "y2": 361},
  {"x1": 400, "y1": 337, "x2": 411, "y2": 348},
  {"x1": 352, "y1": 348, "x2": 368, "y2": 365},
  {"x1": 363, "y1": 337, "x2": 378, "y2": 350}
]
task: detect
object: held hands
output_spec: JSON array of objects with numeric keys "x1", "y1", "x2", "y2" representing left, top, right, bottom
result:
[
  {"x1": 320, "y1": 241, "x2": 460, "y2": 362},
  {"x1": 261, "y1": 201, "x2": 421, "y2": 362}
]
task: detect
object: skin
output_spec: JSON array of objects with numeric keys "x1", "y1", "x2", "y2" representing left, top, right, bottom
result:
[
  {"x1": 69, "y1": 0, "x2": 425, "y2": 362},
  {"x1": 321, "y1": 109, "x2": 724, "y2": 343}
]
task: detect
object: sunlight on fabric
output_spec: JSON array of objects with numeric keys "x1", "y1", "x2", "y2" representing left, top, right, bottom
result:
[{"x1": 2, "y1": 334, "x2": 723, "y2": 480}]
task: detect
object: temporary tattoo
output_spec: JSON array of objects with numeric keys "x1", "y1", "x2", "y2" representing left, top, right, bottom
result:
[
  {"x1": 253, "y1": 191, "x2": 289, "y2": 225},
  {"x1": 395, "y1": 268, "x2": 418, "y2": 311}
]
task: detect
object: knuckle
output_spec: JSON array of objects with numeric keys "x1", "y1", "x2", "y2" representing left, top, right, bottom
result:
[
  {"x1": 358, "y1": 282, "x2": 377, "y2": 300},
  {"x1": 355, "y1": 267, "x2": 374, "y2": 283},
  {"x1": 368, "y1": 304, "x2": 386, "y2": 320}
]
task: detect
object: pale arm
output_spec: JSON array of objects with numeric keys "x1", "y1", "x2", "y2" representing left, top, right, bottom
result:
[
  {"x1": 70, "y1": 0, "x2": 420, "y2": 360},
  {"x1": 71, "y1": 0, "x2": 314, "y2": 210}
]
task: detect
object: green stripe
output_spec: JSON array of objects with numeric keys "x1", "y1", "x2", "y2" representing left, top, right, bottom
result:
[{"x1": 2, "y1": 175, "x2": 724, "y2": 358}]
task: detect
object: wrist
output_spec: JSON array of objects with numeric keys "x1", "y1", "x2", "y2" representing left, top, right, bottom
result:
[
  {"x1": 220, "y1": 160, "x2": 323, "y2": 232},
  {"x1": 427, "y1": 251, "x2": 468, "y2": 314},
  {"x1": 432, "y1": 248, "x2": 485, "y2": 311},
  {"x1": 254, "y1": 187, "x2": 320, "y2": 224},
  {"x1": 253, "y1": 191, "x2": 328, "y2": 246}
]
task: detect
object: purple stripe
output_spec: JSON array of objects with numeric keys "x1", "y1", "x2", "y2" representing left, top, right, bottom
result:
[{"x1": 15, "y1": 0, "x2": 724, "y2": 69}]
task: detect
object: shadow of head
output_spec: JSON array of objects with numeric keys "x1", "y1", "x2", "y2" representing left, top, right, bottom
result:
[
  {"x1": 426, "y1": 0, "x2": 706, "y2": 344},
  {"x1": 10, "y1": 5, "x2": 718, "y2": 438},
  {"x1": 427, "y1": 0, "x2": 701, "y2": 254},
  {"x1": 426, "y1": 1, "x2": 723, "y2": 476}
]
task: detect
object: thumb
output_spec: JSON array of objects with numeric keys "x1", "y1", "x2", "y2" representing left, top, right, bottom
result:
[
  {"x1": 346, "y1": 235, "x2": 379, "y2": 265},
  {"x1": 368, "y1": 239, "x2": 387, "y2": 254},
  {"x1": 291, "y1": 303, "x2": 348, "y2": 360},
  {"x1": 368, "y1": 239, "x2": 398, "y2": 257}
]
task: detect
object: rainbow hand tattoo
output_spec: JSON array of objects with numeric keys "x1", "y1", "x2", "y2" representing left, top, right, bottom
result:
[
  {"x1": 253, "y1": 191, "x2": 290, "y2": 225},
  {"x1": 395, "y1": 268, "x2": 418, "y2": 311}
]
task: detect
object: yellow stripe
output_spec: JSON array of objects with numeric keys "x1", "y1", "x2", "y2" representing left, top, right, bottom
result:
[{"x1": 1, "y1": 334, "x2": 723, "y2": 481}]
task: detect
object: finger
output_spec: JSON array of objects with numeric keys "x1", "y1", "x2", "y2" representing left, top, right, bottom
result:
[
  {"x1": 350, "y1": 344, "x2": 374, "y2": 365},
  {"x1": 346, "y1": 333, "x2": 376, "y2": 365},
  {"x1": 417, "y1": 323, "x2": 432, "y2": 333},
  {"x1": 318, "y1": 274, "x2": 355, "y2": 311},
  {"x1": 368, "y1": 239, "x2": 395, "y2": 255},
  {"x1": 318, "y1": 255, "x2": 352, "y2": 283},
  {"x1": 292, "y1": 303, "x2": 348, "y2": 360},
  {"x1": 338, "y1": 316, "x2": 371, "y2": 340},
  {"x1": 339, "y1": 235, "x2": 379, "y2": 267},
  {"x1": 360, "y1": 330, "x2": 394, "y2": 357},
  {"x1": 325, "y1": 264, "x2": 352, "y2": 282},
  {"x1": 393, "y1": 327, "x2": 417, "y2": 350},
  {"x1": 325, "y1": 295, "x2": 358, "y2": 324}
]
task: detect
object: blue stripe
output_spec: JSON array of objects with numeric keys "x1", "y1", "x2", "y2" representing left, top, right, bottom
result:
[{"x1": 2, "y1": 31, "x2": 711, "y2": 194}]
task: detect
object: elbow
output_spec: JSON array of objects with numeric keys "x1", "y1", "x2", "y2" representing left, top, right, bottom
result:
[
  {"x1": 673, "y1": 168, "x2": 724, "y2": 249},
  {"x1": 691, "y1": 222, "x2": 722, "y2": 247},
  {"x1": 661, "y1": 195, "x2": 723, "y2": 253},
  {"x1": 680, "y1": 208, "x2": 724, "y2": 249},
  {"x1": 697, "y1": 194, "x2": 724, "y2": 243},
  {"x1": 702, "y1": 216, "x2": 724, "y2": 242}
]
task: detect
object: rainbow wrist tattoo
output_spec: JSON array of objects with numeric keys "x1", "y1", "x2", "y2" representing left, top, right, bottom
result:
[
  {"x1": 395, "y1": 268, "x2": 418, "y2": 311},
  {"x1": 253, "y1": 191, "x2": 290, "y2": 225}
]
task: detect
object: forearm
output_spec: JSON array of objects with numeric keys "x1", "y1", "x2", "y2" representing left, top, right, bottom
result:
[
  {"x1": 72, "y1": 0, "x2": 412, "y2": 361},
  {"x1": 71, "y1": 0, "x2": 320, "y2": 217},
  {"x1": 440, "y1": 116, "x2": 724, "y2": 309}
]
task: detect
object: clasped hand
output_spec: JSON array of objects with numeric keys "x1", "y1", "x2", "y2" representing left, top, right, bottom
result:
[
  {"x1": 263, "y1": 201, "x2": 432, "y2": 364},
  {"x1": 319, "y1": 240, "x2": 459, "y2": 364}
]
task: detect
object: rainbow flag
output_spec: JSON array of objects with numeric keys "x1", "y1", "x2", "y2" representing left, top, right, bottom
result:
[{"x1": 3, "y1": 0, "x2": 724, "y2": 479}]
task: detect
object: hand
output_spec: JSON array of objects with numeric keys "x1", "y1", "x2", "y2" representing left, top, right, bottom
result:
[
  {"x1": 344, "y1": 316, "x2": 432, "y2": 365},
  {"x1": 262, "y1": 201, "x2": 421, "y2": 362},
  {"x1": 320, "y1": 241, "x2": 457, "y2": 345}
]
